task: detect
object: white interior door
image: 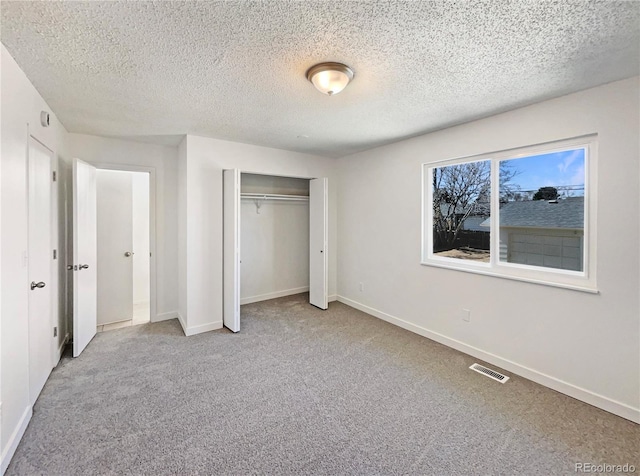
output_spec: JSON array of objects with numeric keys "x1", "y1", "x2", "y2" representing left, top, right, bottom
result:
[
  {"x1": 309, "y1": 178, "x2": 328, "y2": 309},
  {"x1": 27, "y1": 136, "x2": 54, "y2": 403},
  {"x1": 73, "y1": 159, "x2": 98, "y2": 357},
  {"x1": 96, "y1": 170, "x2": 134, "y2": 325},
  {"x1": 223, "y1": 169, "x2": 241, "y2": 332}
]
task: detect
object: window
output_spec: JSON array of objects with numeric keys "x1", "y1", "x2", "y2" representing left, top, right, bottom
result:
[{"x1": 422, "y1": 136, "x2": 597, "y2": 292}]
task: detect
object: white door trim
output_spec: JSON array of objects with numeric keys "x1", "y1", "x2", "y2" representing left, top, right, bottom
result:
[{"x1": 89, "y1": 163, "x2": 158, "y2": 323}]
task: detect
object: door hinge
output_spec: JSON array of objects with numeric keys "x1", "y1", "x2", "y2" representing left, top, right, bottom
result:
[
  {"x1": 53, "y1": 327, "x2": 58, "y2": 338},
  {"x1": 52, "y1": 171, "x2": 57, "y2": 182},
  {"x1": 53, "y1": 249, "x2": 57, "y2": 259}
]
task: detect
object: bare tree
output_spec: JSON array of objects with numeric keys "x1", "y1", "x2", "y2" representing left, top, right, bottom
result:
[
  {"x1": 432, "y1": 161, "x2": 490, "y2": 250},
  {"x1": 499, "y1": 163, "x2": 521, "y2": 203},
  {"x1": 432, "y1": 161, "x2": 519, "y2": 250}
]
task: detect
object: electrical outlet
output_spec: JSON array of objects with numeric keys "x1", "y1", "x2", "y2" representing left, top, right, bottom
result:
[
  {"x1": 461, "y1": 309, "x2": 471, "y2": 322},
  {"x1": 359, "y1": 282, "x2": 364, "y2": 292}
]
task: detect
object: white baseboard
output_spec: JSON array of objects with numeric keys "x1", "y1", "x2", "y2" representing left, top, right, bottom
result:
[
  {"x1": 184, "y1": 320, "x2": 223, "y2": 337},
  {"x1": 55, "y1": 333, "x2": 69, "y2": 365},
  {"x1": 176, "y1": 313, "x2": 222, "y2": 337},
  {"x1": 1, "y1": 405, "x2": 32, "y2": 475},
  {"x1": 328, "y1": 294, "x2": 337, "y2": 302},
  {"x1": 240, "y1": 287, "x2": 309, "y2": 305},
  {"x1": 153, "y1": 311, "x2": 178, "y2": 323},
  {"x1": 337, "y1": 295, "x2": 640, "y2": 424}
]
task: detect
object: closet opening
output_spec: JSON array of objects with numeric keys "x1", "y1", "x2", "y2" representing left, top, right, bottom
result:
[
  {"x1": 223, "y1": 170, "x2": 329, "y2": 332},
  {"x1": 241, "y1": 173, "x2": 310, "y2": 305},
  {"x1": 95, "y1": 169, "x2": 151, "y2": 332}
]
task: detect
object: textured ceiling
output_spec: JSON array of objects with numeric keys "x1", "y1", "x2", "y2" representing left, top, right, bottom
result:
[{"x1": 2, "y1": 1, "x2": 639, "y2": 157}]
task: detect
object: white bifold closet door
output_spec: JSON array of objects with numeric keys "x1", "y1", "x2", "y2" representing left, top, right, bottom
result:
[
  {"x1": 223, "y1": 168, "x2": 241, "y2": 332},
  {"x1": 309, "y1": 177, "x2": 328, "y2": 309},
  {"x1": 73, "y1": 159, "x2": 98, "y2": 357}
]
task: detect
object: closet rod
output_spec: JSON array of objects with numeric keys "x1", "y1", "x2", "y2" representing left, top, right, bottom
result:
[{"x1": 240, "y1": 193, "x2": 309, "y2": 201}]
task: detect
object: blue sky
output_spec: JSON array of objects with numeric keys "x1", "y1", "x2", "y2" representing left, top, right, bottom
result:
[{"x1": 501, "y1": 149, "x2": 585, "y2": 194}]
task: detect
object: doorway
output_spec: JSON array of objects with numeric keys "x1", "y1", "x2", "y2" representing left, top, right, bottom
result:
[
  {"x1": 95, "y1": 169, "x2": 151, "y2": 331},
  {"x1": 239, "y1": 173, "x2": 311, "y2": 305},
  {"x1": 223, "y1": 169, "x2": 329, "y2": 332}
]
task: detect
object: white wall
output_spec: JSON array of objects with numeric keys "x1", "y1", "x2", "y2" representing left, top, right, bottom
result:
[
  {"x1": 180, "y1": 135, "x2": 338, "y2": 335},
  {"x1": 1, "y1": 44, "x2": 68, "y2": 473},
  {"x1": 337, "y1": 77, "x2": 640, "y2": 422},
  {"x1": 240, "y1": 199, "x2": 310, "y2": 304},
  {"x1": 132, "y1": 172, "x2": 150, "y2": 305},
  {"x1": 66, "y1": 134, "x2": 179, "y2": 322}
]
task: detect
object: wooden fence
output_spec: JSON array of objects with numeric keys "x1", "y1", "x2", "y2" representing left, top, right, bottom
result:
[{"x1": 433, "y1": 230, "x2": 490, "y2": 252}]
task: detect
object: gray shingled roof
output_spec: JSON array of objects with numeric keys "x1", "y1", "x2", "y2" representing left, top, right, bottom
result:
[{"x1": 494, "y1": 197, "x2": 584, "y2": 229}]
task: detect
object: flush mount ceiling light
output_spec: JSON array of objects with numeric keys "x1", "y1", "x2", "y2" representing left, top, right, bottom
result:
[{"x1": 306, "y1": 62, "x2": 354, "y2": 96}]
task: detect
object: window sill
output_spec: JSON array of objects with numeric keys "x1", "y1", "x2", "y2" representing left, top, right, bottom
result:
[{"x1": 420, "y1": 259, "x2": 599, "y2": 294}]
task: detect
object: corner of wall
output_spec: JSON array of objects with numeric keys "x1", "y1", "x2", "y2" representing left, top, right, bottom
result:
[
  {"x1": 177, "y1": 138, "x2": 188, "y2": 328},
  {"x1": 153, "y1": 311, "x2": 179, "y2": 323},
  {"x1": 177, "y1": 312, "x2": 188, "y2": 336}
]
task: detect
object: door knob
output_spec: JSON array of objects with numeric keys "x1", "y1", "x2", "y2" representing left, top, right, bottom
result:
[
  {"x1": 79, "y1": 264, "x2": 89, "y2": 269},
  {"x1": 124, "y1": 252, "x2": 134, "y2": 257},
  {"x1": 30, "y1": 281, "x2": 46, "y2": 290}
]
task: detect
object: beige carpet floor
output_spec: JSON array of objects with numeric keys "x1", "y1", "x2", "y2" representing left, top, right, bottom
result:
[{"x1": 7, "y1": 293, "x2": 639, "y2": 475}]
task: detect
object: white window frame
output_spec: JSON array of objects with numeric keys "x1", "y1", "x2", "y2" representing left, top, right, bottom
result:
[{"x1": 422, "y1": 135, "x2": 597, "y2": 293}]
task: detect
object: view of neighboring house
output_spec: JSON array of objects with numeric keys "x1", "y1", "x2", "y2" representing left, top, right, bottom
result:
[
  {"x1": 462, "y1": 214, "x2": 489, "y2": 232},
  {"x1": 482, "y1": 197, "x2": 584, "y2": 271},
  {"x1": 436, "y1": 203, "x2": 489, "y2": 232}
]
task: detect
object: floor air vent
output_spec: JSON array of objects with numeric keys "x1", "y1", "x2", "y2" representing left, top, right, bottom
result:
[{"x1": 469, "y1": 363, "x2": 510, "y2": 383}]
